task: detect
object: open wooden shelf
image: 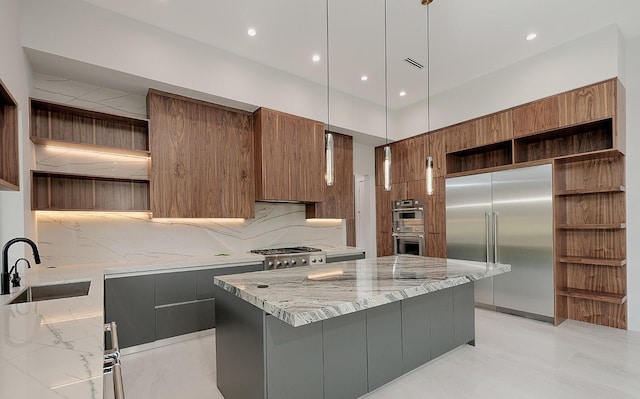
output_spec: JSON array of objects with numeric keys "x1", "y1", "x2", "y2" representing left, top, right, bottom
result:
[
  {"x1": 446, "y1": 140, "x2": 512, "y2": 175},
  {"x1": 30, "y1": 136, "x2": 150, "y2": 158},
  {"x1": 557, "y1": 288, "x2": 627, "y2": 304},
  {"x1": 556, "y1": 186, "x2": 625, "y2": 196},
  {"x1": 31, "y1": 171, "x2": 150, "y2": 212},
  {"x1": 557, "y1": 223, "x2": 626, "y2": 230},
  {"x1": 30, "y1": 98, "x2": 149, "y2": 154},
  {"x1": 558, "y1": 256, "x2": 626, "y2": 267}
]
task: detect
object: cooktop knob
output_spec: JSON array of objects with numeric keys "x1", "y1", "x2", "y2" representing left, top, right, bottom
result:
[
  {"x1": 301, "y1": 259, "x2": 307, "y2": 264},
  {"x1": 284, "y1": 260, "x2": 289, "y2": 266},
  {"x1": 276, "y1": 261, "x2": 282, "y2": 268},
  {"x1": 291, "y1": 260, "x2": 297, "y2": 265},
  {"x1": 311, "y1": 258, "x2": 316, "y2": 263},
  {"x1": 318, "y1": 258, "x2": 323, "y2": 263}
]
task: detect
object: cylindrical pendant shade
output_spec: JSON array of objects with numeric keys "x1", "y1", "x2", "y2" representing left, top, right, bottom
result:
[
  {"x1": 325, "y1": 133, "x2": 334, "y2": 186},
  {"x1": 426, "y1": 156, "x2": 434, "y2": 196},
  {"x1": 384, "y1": 145, "x2": 392, "y2": 192}
]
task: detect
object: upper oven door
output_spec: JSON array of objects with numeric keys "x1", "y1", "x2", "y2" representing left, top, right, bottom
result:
[{"x1": 392, "y1": 207, "x2": 425, "y2": 233}]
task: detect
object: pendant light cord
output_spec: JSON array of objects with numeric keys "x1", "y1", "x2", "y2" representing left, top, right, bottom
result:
[
  {"x1": 427, "y1": 4, "x2": 430, "y2": 133},
  {"x1": 326, "y1": 0, "x2": 330, "y2": 132},
  {"x1": 384, "y1": 0, "x2": 388, "y2": 145}
]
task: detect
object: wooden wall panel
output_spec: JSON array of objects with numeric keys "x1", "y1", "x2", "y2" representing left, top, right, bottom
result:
[
  {"x1": 561, "y1": 230, "x2": 626, "y2": 260},
  {"x1": 427, "y1": 131, "x2": 445, "y2": 178},
  {"x1": 376, "y1": 186, "x2": 392, "y2": 233},
  {"x1": 391, "y1": 140, "x2": 409, "y2": 184},
  {"x1": 513, "y1": 97, "x2": 559, "y2": 137},
  {"x1": 554, "y1": 155, "x2": 624, "y2": 192},
  {"x1": 148, "y1": 90, "x2": 254, "y2": 218},
  {"x1": 558, "y1": 193, "x2": 625, "y2": 225},
  {"x1": 404, "y1": 135, "x2": 426, "y2": 182},
  {"x1": 374, "y1": 146, "x2": 385, "y2": 187},
  {"x1": 559, "y1": 79, "x2": 615, "y2": 126},
  {"x1": 475, "y1": 110, "x2": 513, "y2": 146},
  {"x1": 427, "y1": 177, "x2": 446, "y2": 258},
  {"x1": 566, "y1": 264, "x2": 626, "y2": 295},
  {"x1": 0, "y1": 101, "x2": 19, "y2": 188}
]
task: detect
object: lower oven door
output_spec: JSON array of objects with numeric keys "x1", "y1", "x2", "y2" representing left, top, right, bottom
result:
[{"x1": 393, "y1": 233, "x2": 425, "y2": 256}]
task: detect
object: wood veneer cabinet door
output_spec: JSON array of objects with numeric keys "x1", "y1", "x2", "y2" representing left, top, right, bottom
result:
[
  {"x1": 427, "y1": 131, "x2": 445, "y2": 178},
  {"x1": 475, "y1": 110, "x2": 513, "y2": 146},
  {"x1": 254, "y1": 108, "x2": 325, "y2": 202},
  {"x1": 559, "y1": 80, "x2": 615, "y2": 126},
  {"x1": 148, "y1": 90, "x2": 254, "y2": 218},
  {"x1": 374, "y1": 146, "x2": 385, "y2": 187},
  {"x1": 0, "y1": 79, "x2": 19, "y2": 190},
  {"x1": 404, "y1": 135, "x2": 426, "y2": 182},
  {"x1": 444, "y1": 121, "x2": 476, "y2": 153},
  {"x1": 513, "y1": 97, "x2": 560, "y2": 138},
  {"x1": 306, "y1": 132, "x2": 354, "y2": 219}
]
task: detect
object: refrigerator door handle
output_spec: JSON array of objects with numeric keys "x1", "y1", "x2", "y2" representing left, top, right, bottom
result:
[
  {"x1": 485, "y1": 212, "x2": 491, "y2": 263},
  {"x1": 493, "y1": 211, "x2": 499, "y2": 262}
]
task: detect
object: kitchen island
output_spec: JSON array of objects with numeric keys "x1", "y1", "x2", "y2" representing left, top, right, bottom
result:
[{"x1": 213, "y1": 255, "x2": 510, "y2": 399}]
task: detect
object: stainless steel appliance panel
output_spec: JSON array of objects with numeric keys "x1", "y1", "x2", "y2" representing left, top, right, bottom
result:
[
  {"x1": 491, "y1": 164, "x2": 554, "y2": 317},
  {"x1": 393, "y1": 233, "x2": 425, "y2": 256},
  {"x1": 445, "y1": 173, "x2": 493, "y2": 305}
]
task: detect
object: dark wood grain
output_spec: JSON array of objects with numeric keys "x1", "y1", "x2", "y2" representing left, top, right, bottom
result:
[
  {"x1": 254, "y1": 108, "x2": 325, "y2": 202},
  {"x1": 31, "y1": 171, "x2": 149, "y2": 211},
  {"x1": 558, "y1": 192, "x2": 625, "y2": 226},
  {"x1": 148, "y1": 90, "x2": 254, "y2": 218},
  {"x1": 375, "y1": 186, "x2": 393, "y2": 256},
  {"x1": 0, "y1": 79, "x2": 19, "y2": 190},
  {"x1": 306, "y1": 132, "x2": 354, "y2": 219},
  {"x1": 443, "y1": 120, "x2": 476, "y2": 153},
  {"x1": 513, "y1": 97, "x2": 559, "y2": 138},
  {"x1": 30, "y1": 99, "x2": 149, "y2": 152},
  {"x1": 475, "y1": 110, "x2": 513, "y2": 146},
  {"x1": 559, "y1": 79, "x2": 615, "y2": 126},
  {"x1": 427, "y1": 177, "x2": 446, "y2": 257},
  {"x1": 446, "y1": 141, "x2": 513, "y2": 175},
  {"x1": 427, "y1": 130, "x2": 445, "y2": 177},
  {"x1": 566, "y1": 300, "x2": 626, "y2": 329}
]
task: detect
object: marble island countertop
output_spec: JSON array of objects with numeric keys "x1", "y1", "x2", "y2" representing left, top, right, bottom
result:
[
  {"x1": 214, "y1": 255, "x2": 511, "y2": 327},
  {"x1": 0, "y1": 246, "x2": 365, "y2": 399}
]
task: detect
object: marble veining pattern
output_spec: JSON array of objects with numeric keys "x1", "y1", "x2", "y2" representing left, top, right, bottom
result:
[
  {"x1": 37, "y1": 203, "x2": 345, "y2": 267},
  {"x1": 215, "y1": 255, "x2": 511, "y2": 327},
  {"x1": 32, "y1": 73, "x2": 147, "y2": 119}
]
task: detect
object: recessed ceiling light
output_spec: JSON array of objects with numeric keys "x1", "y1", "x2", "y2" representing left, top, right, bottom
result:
[
  {"x1": 247, "y1": 28, "x2": 257, "y2": 37},
  {"x1": 399, "y1": 91, "x2": 407, "y2": 97},
  {"x1": 526, "y1": 33, "x2": 537, "y2": 41},
  {"x1": 361, "y1": 75, "x2": 368, "y2": 81},
  {"x1": 312, "y1": 54, "x2": 321, "y2": 62}
]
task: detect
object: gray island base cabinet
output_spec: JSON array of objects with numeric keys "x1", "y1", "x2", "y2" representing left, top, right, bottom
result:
[{"x1": 214, "y1": 282, "x2": 475, "y2": 399}]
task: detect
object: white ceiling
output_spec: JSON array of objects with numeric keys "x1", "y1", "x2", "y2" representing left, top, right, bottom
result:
[{"x1": 43, "y1": 0, "x2": 640, "y2": 109}]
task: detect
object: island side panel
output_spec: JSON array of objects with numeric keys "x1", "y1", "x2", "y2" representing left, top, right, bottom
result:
[
  {"x1": 323, "y1": 311, "x2": 368, "y2": 399},
  {"x1": 401, "y1": 292, "x2": 433, "y2": 372},
  {"x1": 429, "y1": 287, "x2": 456, "y2": 359},
  {"x1": 213, "y1": 286, "x2": 266, "y2": 399},
  {"x1": 366, "y1": 301, "x2": 404, "y2": 391},
  {"x1": 265, "y1": 315, "x2": 324, "y2": 399},
  {"x1": 454, "y1": 282, "x2": 476, "y2": 346}
]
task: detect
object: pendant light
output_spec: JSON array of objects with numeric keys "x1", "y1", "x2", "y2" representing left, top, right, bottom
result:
[
  {"x1": 383, "y1": 0, "x2": 392, "y2": 192},
  {"x1": 324, "y1": 0, "x2": 334, "y2": 186},
  {"x1": 424, "y1": 0, "x2": 434, "y2": 196}
]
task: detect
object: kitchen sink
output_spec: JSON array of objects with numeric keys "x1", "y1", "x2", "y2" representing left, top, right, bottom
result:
[{"x1": 8, "y1": 281, "x2": 91, "y2": 304}]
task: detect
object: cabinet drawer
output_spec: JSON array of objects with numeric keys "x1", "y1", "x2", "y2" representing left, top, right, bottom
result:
[
  {"x1": 197, "y1": 298, "x2": 216, "y2": 330},
  {"x1": 156, "y1": 271, "x2": 197, "y2": 305},
  {"x1": 156, "y1": 302, "x2": 198, "y2": 340}
]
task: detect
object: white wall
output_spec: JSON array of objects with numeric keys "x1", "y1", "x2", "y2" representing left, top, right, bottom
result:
[
  {"x1": 0, "y1": 0, "x2": 34, "y2": 253},
  {"x1": 353, "y1": 142, "x2": 377, "y2": 258},
  {"x1": 625, "y1": 35, "x2": 640, "y2": 331},
  {"x1": 394, "y1": 25, "x2": 622, "y2": 140}
]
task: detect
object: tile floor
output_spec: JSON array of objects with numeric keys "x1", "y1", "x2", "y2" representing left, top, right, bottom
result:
[{"x1": 120, "y1": 308, "x2": 640, "y2": 398}]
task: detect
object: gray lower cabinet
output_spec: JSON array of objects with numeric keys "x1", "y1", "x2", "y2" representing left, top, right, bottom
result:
[
  {"x1": 104, "y1": 275, "x2": 155, "y2": 348},
  {"x1": 326, "y1": 252, "x2": 365, "y2": 263},
  {"x1": 429, "y1": 288, "x2": 455, "y2": 359},
  {"x1": 366, "y1": 301, "x2": 403, "y2": 391},
  {"x1": 454, "y1": 283, "x2": 475, "y2": 346},
  {"x1": 104, "y1": 262, "x2": 263, "y2": 349},
  {"x1": 401, "y1": 293, "x2": 432, "y2": 372}
]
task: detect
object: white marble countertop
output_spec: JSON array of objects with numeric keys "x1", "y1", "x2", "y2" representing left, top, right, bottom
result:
[
  {"x1": 0, "y1": 246, "x2": 362, "y2": 398},
  {"x1": 0, "y1": 252, "x2": 266, "y2": 399},
  {"x1": 215, "y1": 255, "x2": 511, "y2": 327}
]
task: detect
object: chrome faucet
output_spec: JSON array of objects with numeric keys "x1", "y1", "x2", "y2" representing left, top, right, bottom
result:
[{"x1": 2, "y1": 238, "x2": 41, "y2": 295}]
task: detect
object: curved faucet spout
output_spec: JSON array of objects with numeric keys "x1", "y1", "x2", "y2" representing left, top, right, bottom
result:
[{"x1": 1, "y1": 237, "x2": 41, "y2": 295}]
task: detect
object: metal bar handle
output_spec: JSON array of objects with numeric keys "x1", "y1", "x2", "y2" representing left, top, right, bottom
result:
[
  {"x1": 485, "y1": 212, "x2": 490, "y2": 263},
  {"x1": 113, "y1": 361, "x2": 125, "y2": 399},
  {"x1": 493, "y1": 211, "x2": 499, "y2": 262},
  {"x1": 104, "y1": 322, "x2": 125, "y2": 399},
  {"x1": 392, "y1": 207, "x2": 424, "y2": 212}
]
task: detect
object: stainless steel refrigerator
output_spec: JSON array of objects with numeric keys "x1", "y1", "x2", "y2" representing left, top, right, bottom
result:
[{"x1": 446, "y1": 164, "x2": 553, "y2": 321}]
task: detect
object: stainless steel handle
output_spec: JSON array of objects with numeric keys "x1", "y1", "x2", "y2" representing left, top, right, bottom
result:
[
  {"x1": 104, "y1": 322, "x2": 125, "y2": 399},
  {"x1": 493, "y1": 211, "x2": 499, "y2": 263},
  {"x1": 485, "y1": 212, "x2": 490, "y2": 263},
  {"x1": 392, "y1": 207, "x2": 424, "y2": 212}
]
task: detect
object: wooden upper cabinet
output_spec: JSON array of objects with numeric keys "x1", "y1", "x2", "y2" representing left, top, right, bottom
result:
[
  {"x1": 390, "y1": 140, "x2": 408, "y2": 184},
  {"x1": 475, "y1": 110, "x2": 513, "y2": 146},
  {"x1": 559, "y1": 79, "x2": 615, "y2": 126},
  {"x1": 0, "y1": 79, "x2": 19, "y2": 191},
  {"x1": 254, "y1": 108, "x2": 325, "y2": 203},
  {"x1": 374, "y1": 146, "x2": 385, "y2": 187},
  {"x1": 513, "y1": 96, "x2": 560, "y2": 138},
  {"x1": 427, "y1": 130, "x2": 445, "y2": 178},
  {"x1": 404, "y1": 135, "x2": 427, "y2": 182},
  {"x1": 444, "y1": 120, "x2": 476, "y2": 153},
  {"x1": 148, "y1": 89, "x2": 254, "y2": 218},
  {"x1": 306, "y1": 132, "x2": 354, "y2": 219}
]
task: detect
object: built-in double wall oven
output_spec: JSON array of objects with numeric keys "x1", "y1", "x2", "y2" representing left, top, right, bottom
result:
[{"x1": 392, "y1": 199, "x2": 425, "y2": 256}]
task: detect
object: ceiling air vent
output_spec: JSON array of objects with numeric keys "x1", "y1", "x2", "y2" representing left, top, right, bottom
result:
[{"x1": 404, "y1": 57, "x2": 424, "y2": 69}]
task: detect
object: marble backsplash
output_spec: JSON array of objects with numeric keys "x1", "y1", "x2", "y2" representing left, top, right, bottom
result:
[{"x1": 36, "y1": 203, "x2": 345, "y2": 267}]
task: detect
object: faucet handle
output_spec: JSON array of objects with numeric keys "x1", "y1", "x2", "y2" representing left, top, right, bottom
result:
[{"x1": 10, "y1": 258, "x2": 31, "y2": 288}]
